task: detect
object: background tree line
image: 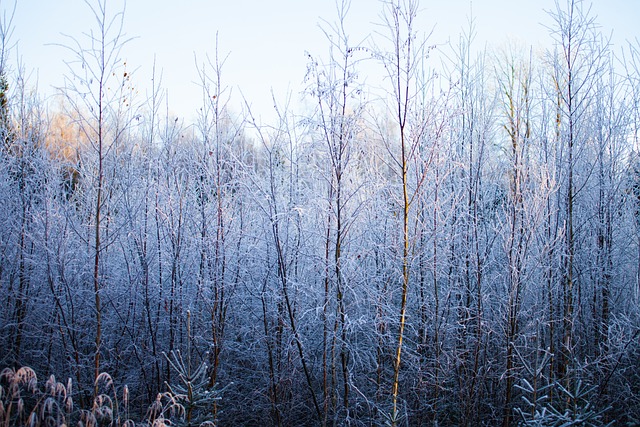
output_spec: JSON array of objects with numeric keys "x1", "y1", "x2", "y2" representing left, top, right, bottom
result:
[{"x1": 1, "y1": 0, "x2": 640, "y2": 425}]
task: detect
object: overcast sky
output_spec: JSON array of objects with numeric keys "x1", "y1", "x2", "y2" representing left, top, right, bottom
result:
[{"x1": 2, "y1": 0, "x2": 639, "y2": 124}]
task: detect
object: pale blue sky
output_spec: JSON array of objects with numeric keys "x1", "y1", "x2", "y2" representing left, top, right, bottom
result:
[{"x1": 2, "y1": 0, "x2": 638, "y2": 123}]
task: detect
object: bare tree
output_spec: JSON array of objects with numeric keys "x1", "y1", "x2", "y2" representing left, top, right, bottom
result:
[
  {"x1": 375, "y1": 0, "x2": 436, "y2": 423},
  {"x1": 58, "y1": 0, "x2": 136, "y2": 384},
  {"x1": 193, "y1": 36, "x2": 245, "y2": 420},
  {"x1": 441, "y1": 15, "x2": 497, "y2": 425},
  {"x1": 246, "y1": 97, "x2": 323, "y2": 424},
  {"x1": 305, "y1": 1, "x2": 368, "y2": 422},
  {"x1": 545, "y1": 0, "x2": 609, "y2": 397},
  {"x1": 495, "y1": 42, "x2": 536, "y2": 427}
]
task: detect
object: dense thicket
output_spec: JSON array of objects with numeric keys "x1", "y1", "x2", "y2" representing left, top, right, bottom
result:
[{"x1": 1, "y1": 0, "x2": 640, "y2": 425}]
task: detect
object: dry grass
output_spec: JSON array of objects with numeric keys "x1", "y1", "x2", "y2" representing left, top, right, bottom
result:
[{"x1": 0, "y1": 366, "x2": 190, "y2": 427}]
